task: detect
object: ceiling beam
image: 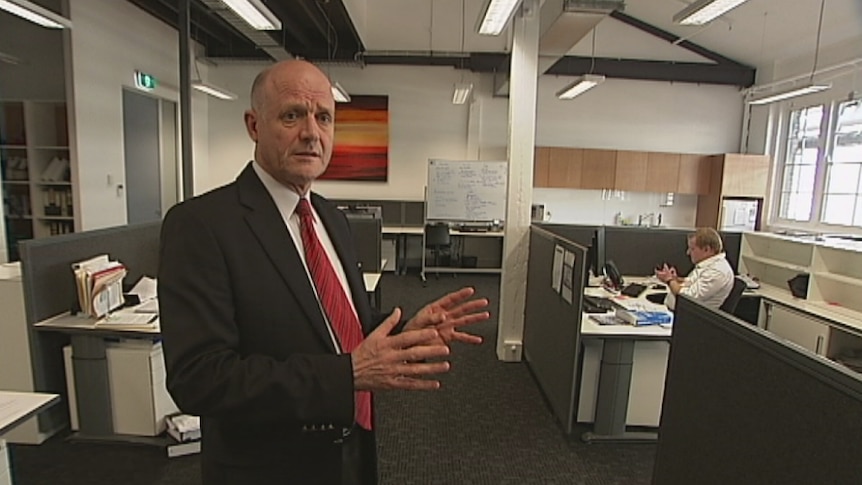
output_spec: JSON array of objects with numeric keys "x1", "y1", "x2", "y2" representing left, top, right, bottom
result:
[{"x1": 548, "y1": 56, "x2": 755, "y2": 87}]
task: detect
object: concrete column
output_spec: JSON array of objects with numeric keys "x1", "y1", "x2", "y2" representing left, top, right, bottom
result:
[{"x1": 496, "y1": 0, "x2": 540, "y2": 361}]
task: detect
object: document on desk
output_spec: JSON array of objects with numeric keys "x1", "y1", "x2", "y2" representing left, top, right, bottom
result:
[
  {"x1": 94, "y1": 311, "x2": 158, "y2": 330},
  {"x1": 72, "y1": 254, "x2": 127, "y2": 318}
]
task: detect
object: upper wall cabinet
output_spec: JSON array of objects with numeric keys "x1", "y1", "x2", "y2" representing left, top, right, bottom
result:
[
  {"x1": 720, "y1": 154, "x2": 770, "y2": 197},
  {"x1": 534, "y1": 146, "x2": 712, "y2": 195}
]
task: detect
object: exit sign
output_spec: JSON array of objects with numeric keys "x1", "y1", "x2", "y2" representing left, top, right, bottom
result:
[{"x1": 134, "y1": 70, "x2": 158, "y2": 91}]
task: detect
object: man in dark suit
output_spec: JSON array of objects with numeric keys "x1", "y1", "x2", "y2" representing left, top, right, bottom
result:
[{"x1": 158, "y1": 60, "x2": 489, "y2": 485}]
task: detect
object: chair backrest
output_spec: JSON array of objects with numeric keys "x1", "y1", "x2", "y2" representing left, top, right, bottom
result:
[
  {"x1": 720, "y1": 276, "x2": 747, "y2": 314},
  {"x1": 425, "y1": 223, "x2": 450, "y2": 247}
]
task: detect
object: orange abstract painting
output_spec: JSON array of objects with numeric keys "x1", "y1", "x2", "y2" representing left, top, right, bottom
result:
[{"x1": 321, "y1": 95, "x2": 389, "y2": 181}]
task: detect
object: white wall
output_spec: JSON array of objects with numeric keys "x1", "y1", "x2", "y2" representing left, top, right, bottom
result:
[
  {"x1": 533, "y1": 189, "x2": 697, "y2": 228},
  {"x1": 66, "y1": 0, "x2": 209, "y2": 230},
  {"x1": 206, "y1": 62, "x2": 744, "y2": 222}
]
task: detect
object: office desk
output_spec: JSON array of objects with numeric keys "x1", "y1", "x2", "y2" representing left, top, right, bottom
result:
[
  {"x1": 384, "y1": 226, "x2": 505, "y2": 277},
  {"x1": 382, "y1": 226, "x2": 423, "y2": 275},
  {"x1": 579, "y1": 279, "x2": 672, "y2": 444},
  {"x1": 35, "y1": 313, "x2": 165, "y2": 443},
  {"x1": 1, "y1": 391, "x2": 59, "y2": 485}
]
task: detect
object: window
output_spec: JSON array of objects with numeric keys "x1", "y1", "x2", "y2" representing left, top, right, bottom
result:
[
  {"x1": 822, "y1": 100, "x2": 862, "y2": 226},
  {"x1": 778, "y1": 105, "x2": 824, "y2": 222},
  {"x1": 775, "y1": 98, "x2": 862, "y2": 229}
]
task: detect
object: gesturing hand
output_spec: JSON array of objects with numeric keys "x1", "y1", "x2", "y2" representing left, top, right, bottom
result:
[
  {"x1": 352, "y1": 308, "x2": 452, "y2": 391},
  {"x1": 403, "y1": 287, "x2": 490, "y2": 346},
  {"x1": 654, "y1": 264, "x2": 678, "y2": 284}
]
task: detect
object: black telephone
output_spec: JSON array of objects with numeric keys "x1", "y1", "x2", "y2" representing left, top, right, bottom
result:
[{"x1": 603, "y1": 260, "x2": 624, "y2": 290}]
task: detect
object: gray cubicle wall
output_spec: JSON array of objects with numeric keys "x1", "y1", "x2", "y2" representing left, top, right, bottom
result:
[
  {"x1": 331, "y1": 199, "x2": 425, "y2": 227},
  {"x1": 18, "y1": 221, "x2": 161, "y2": 433},
  {"x1": 523, "y1": 226, "x2": 588, "y2": 435}
]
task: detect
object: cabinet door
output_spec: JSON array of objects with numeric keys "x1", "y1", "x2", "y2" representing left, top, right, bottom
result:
[
  {"x1": 548, "y1": 147, "x2": 582, "y2": 188},
  {"x1": 678, "y1": 154, "x2": 711, "y2": 194},
  {"x1": 581, "y1": 148, "x2": 616, "y2": 190},
  {"x1": 765, "y1": 304, "x2": 830, "y2": 356},
  {"x1": 614, "y1": 150, "x2": 648, "y2": 192},
  {"x1": 534, "y1": 147, "x2": 550, "y2": 187},
  {"x1": 646, "y1": 152, "x2": 680, "y2": 193},
  {"x1": 721, "y1": 154, "x2": 770, "y2": 197}
]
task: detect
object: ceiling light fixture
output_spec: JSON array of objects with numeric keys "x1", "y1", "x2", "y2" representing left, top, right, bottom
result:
[
  {"x1": 219, "y1": 0, "x2": 281, "y2": 30},
  {"x1": 192, "y1": 81, "x2": 238, "y2": 100},
  {"x1": 746, "y1": 0, "x2": 830, "y2": 105},
  {"x1": 673, "y1": 0, "x2": 750, "y2": 26},
  {"x1": 331, "y1": 81, "x2": 351, "y2": 103},
  {"x1": 748, "y1": 83, "x2": 831, "y2": 105},
  {"x1": 0, "y1": 0, "x2": 72, "y2": 29},
  {"x1": 452, "y1": 83, "x2": 473, "y2": 104},
  {"x1": 476, "y1": 0, "x2": 521, "y2": 36},
  {"x1": 556, "y1": 74, "x2": 605, "y2": 99}
]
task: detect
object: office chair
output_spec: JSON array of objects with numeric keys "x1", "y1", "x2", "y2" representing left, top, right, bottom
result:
[
  {"x1": 720, "y1": 276, "x2": 747, "y2": 315},
  {"x1": 423, "y1": 223, "x2": 451, "y2": 281}
]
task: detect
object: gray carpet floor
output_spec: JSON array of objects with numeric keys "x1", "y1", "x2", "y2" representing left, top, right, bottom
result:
[{"x1": 9, "y1": 274, "x2": 655, "y2": 484}]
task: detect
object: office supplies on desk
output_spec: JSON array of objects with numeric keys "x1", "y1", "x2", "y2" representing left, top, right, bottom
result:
[
  {"x1": 583, "y1": 295, "x2": 616, "y2": 313},
  {"x1": 72, "y1": 255, "x2": 127, "y2": 318},
  {"x1": 589, "y1": 314, "x2": 627, "y2": 326}
]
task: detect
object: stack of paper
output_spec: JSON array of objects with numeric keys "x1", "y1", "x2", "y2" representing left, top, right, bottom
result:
[
  {"x1": 72, "y1": 254, "x2": 127, "y2": 318},
  {"x1": 166, "y1": 413, "x2": 202, "y2": 458},
  {"x1": 613, "y1": 299, "x2": 673, "y2": 326}
]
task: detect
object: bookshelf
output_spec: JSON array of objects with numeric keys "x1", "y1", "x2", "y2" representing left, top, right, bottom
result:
[
  {"x1": 739, "y1": 232, "x2": 862, "y2": 363},
  {"x1": 1, "y1": 100, "x2": 75, "y2": 261}
]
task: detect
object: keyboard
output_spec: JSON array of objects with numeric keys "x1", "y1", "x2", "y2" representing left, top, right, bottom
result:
[{"x1": 621, "y1": 283, "x2": 647, "y2": 298}]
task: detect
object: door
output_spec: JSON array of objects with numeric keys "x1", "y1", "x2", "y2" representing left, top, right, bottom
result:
[{"x1": 122, "y1": 89, "x2": 162, "y2": 224}]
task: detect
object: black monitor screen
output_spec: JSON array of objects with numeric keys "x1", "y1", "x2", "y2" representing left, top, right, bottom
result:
[{"x1": 653, "y1": 297, "x2": 862, "y2": 485}]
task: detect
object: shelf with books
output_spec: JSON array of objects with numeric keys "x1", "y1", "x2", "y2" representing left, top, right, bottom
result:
[{"x1": 1, "y1": 100, "x2": 76, "y2": 260}]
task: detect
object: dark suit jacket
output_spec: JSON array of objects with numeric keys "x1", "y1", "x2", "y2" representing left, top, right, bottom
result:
[{"x1": 159, "y1": 163, "x2": 385, "y2": 484}]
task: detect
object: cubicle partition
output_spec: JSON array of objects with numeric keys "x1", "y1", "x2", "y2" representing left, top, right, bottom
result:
[
  {"x1": 18, "y1": 222, "x2": 161, "y2": 433},
  {"x1": 654, "y1": 297, "x2": 862, "y2": 484},
  {"x1": 523, "y1": 226, "x2": 587, "y2": 435},
  {"x1": 345, "y1": 216, "x2": 382, "y2": 272},
  {"x1": 602, "y1": 226, "x2": 694, "y2": 276}
]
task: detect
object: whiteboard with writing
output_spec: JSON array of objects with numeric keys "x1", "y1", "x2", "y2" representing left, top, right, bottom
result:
[{"x1": 426, "y1": 159, "x2": 507, "y2": 222}]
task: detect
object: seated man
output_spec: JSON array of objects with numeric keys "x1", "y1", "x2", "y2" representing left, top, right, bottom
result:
[{"x1": 655, "y1": 227, "x2": 734, "y2": 311}]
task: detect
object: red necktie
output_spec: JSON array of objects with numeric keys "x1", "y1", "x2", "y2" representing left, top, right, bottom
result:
[{"x1": 296, "y1": 198, "x2": 372, "y2": 430}]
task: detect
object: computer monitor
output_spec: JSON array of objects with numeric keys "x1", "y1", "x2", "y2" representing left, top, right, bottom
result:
[{"x1": 653, "y1": 297, "x2": 862, "y2": 484}]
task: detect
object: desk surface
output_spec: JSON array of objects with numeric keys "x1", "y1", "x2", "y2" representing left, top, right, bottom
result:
[
  {"x1": 35, "y1": 312, "x2": 161, "y2": 337},
  {"x1": 0, "y1": 391, "x2": 60, "y2": 435},
  {"x1": 753, "y1": 283, "x2": 862, "y2": 336},
  {"x1": 382, "y1": 225, "x2": 504, "y2": 237},
  {"x1": 581, "y1": 277, "x2": 672, "y2": 339}
]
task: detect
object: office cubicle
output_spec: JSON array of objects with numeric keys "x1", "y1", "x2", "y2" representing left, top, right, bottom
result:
[
  {"x1": 522, "y1": 226, "x2": 588, "y2": 435},
  {"x1": 18, "y1": 222, "x2": 161, "y2": 433},
  {"x1": 653, "y1": 297, "x2": 862, "y2": 484},
  {"x1": 344, "y1": 215, "x2": 383, "y2": 272}
]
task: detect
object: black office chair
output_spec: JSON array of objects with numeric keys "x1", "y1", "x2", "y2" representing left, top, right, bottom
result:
[
  {"x1": 720, "y1": 276, "x2": 747, "y2": 314},
  {"x1": 423, "y1": 223, "x2": 451, "y2": 281}
]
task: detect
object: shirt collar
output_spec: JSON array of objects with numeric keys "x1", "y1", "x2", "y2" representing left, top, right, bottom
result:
[
  {"x1": 696, "y1": 252, "x2": 726, "y2": 269},
  {"x1": 252, "y1": 161, "x2": 305, "y2": 216}
]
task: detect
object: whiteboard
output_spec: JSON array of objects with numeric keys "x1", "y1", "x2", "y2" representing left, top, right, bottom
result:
[{"x1": 426, "y1": 159, "x2": 507, "y2": 222}]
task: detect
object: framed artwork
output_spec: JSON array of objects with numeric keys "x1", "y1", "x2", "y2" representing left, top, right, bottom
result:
[{"x1": 321, "y1": 95, "x2": 389, "y2": 181}]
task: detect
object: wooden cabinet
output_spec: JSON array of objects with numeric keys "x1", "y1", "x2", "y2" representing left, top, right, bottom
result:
[
  {"x1": 581, "y1": 148, "x2": 616, "y2": 190},
  {"x1": 534, "y1": 147, "x2": 550, "y2": 187},
  {"x1": 548, "y1": 147, "x2": 582, "y2": 188},
  {"x1": 614, "y1": 150, "x2": 648, "y2": 192},
  {"x1": 765, "y1": 304, "x2": 831, "y2": 356},
  {"x1": 721, "y1": 154, "x2": 770, "y2": 197},
  {"x1": 646, "y1": 152, "x2": 680, "y2": 193},
  {"x1": 696, "y1": 153, "x2": 771, "y2": 228},
  {"x1": 678, "y1": 154, "x2": 712, "y2": 195}
]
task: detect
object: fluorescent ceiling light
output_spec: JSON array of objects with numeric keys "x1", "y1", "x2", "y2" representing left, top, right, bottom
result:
[
  {"x1": 192, "y1": 81, "x2": 238, "y2": 101},
  {"x1": 0, "y1": 0, "x2": 72, "y2": 29},
  {"x1": 477, "y1": 0, "x2": 521, "y2": 36},
  {"x1": 219, "y1": 0, "x2": 281, "y2": 30},
  {"x1": 452, "y1": 83, "x2": 473, "y2": 105},
  {"x1": 556, "y1": 74, "x2": 605, "y2": 99},
  {"x1": 748, "y1": 83, "x2": 831, "y2": 105},
  {"x1": 331, "y1": 81, "x2": 351, "y2": 103},
  {"x1": 673, "y1": 0, "x2": 750, "y2": 26}
]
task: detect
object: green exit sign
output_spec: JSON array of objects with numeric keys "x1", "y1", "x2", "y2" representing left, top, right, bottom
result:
[{"x1": 134, "y1": 70, "x2": 158, "y2": 91}]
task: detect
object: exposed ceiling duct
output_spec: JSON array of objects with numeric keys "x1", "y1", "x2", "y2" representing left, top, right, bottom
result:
[
  {"x1": 495, "y1": 0, "x2": 626, "y2": 95},
  {"x1": 199, "y1": 0, "x2": 292, "y2": 61}
]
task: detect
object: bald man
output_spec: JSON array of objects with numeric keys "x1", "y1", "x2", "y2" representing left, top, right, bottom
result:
[{"x1": 158, "y1": 60, "x2": 489, "y2": 485}]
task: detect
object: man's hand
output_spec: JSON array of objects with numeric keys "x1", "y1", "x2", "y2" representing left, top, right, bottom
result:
[
  {"x1": 403, "y1": 287, "x2": 490, "y2": 346},
  {"x1": 352, "y1": 308, "x2": 452, "y2": 391},
  {"x1": 654, "y1": 264, "x2": 678, "y2": 284}
]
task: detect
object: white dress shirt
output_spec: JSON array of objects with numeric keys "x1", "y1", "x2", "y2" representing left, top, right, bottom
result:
[
  {"x1": 252, "y1": 162, "x2": 358, "y2": 352},
  {"x1": 665, "y1": 253, "x2": 735, "y2": 311}
]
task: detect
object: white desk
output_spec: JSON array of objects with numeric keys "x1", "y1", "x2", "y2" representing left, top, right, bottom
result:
[
  {"x1": 0, "y1": 391, "x2": 59, "y2": 485},
  {"x1": 579, "y1": 278, "x2": 673, "y2": 443},
  {"x1": 383, "y1": 225, "x2": 505, "y2": 277}
]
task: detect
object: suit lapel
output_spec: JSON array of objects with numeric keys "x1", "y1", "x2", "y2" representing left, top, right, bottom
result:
[{"x1": 235, "y1": 164, "x2": 336, "y2": 351}]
